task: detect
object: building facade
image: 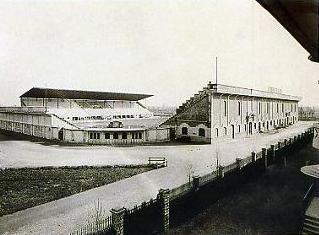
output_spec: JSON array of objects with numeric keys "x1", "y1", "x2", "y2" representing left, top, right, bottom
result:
[
  {"x1": 0, "y1": 88, "x2": 169, "y2": 145},
  {"x1": 162, "y1": 83, "x2": 300, "y2": 143}
]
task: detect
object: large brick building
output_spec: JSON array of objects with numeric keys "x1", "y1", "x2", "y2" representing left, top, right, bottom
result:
[{"x1": 162, "y1": 83, "x2": 300, "y2": 143}]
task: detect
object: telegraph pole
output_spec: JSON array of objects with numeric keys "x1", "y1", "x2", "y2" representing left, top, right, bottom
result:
[{"x1": 215, "y1": 57, "x2": 218, "y2": 85}]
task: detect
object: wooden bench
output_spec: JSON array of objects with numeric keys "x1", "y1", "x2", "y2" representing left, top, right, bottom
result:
[{"x1": 148, "y1": 157, "x2": 167, "y2": 168}]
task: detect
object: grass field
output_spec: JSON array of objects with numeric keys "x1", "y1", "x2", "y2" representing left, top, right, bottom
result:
[{"x1": 0, "y1": 165, "x2": 154, "y2": 216}]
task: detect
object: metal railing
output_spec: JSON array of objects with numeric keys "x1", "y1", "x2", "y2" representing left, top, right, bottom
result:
[{"x1": 0, "y1": 106, "x2": 48, "y2": 113}]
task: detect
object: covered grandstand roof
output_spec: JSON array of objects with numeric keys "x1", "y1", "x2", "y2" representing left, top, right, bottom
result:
[
  {"x1": 20, "y1": 87, "x2": 153, "y2": 101},
  {"x1": 256, "y1": 0, "x2": 319, "y2": 62}
]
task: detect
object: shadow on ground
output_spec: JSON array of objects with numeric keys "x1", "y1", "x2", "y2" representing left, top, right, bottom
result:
[{"x1": 164, "y1": 144, "x2": 319, "y2": 235}]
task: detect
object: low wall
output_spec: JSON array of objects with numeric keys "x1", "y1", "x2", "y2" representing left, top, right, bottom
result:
[
  {"x1": 0, "y1": 120, "x2": 59, "y2": 141},
  {"x1": 0, "y1": 119, "x2": 170, "y2": 145}
]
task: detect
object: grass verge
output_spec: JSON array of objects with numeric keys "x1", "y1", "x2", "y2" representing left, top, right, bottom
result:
[{"x1": 0, "y1": 165, "x2": 154, "y2": 216}]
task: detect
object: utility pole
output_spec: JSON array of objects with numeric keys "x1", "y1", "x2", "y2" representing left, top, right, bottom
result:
[{"x1": 215, "y1": 57, "x2": 218, "y2": 85}]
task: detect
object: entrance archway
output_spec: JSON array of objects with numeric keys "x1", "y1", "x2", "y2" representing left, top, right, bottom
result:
[{"x1": 58, "y1": 129, "x2": 64, "y2": 140}]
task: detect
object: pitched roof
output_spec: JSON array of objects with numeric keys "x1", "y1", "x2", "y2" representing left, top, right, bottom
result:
[{"x1": 20, "y1": 88, "x2": 153, "y2": 101}]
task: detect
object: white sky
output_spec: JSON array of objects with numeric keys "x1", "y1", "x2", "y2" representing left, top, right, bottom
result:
[{"x1": 0, "y1": 0, "x2": 318, "y2": 107}]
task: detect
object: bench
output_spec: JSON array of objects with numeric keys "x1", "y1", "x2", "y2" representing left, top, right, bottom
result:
[{"x1": 148, "y1": 157, "x2": 167, "y2": 168}]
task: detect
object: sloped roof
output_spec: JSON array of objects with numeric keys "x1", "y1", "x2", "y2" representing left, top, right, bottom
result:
[
  {"x1": 20, "y1": 87, "x2": 153, "y2": 101},
  {"x1": 256, "y1": 0, "x2": 319, "y2": 62},
  {"x1": 301, "y1": 165, "x2": 319, "y2": 179}
]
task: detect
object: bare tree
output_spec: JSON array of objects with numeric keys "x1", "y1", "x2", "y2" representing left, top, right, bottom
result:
[
  {"x1": 87, "y1": 198, "x2": 105, "y2": 232},
  {"x1": 185, "y1": 162, "x2": 194, "y2": 183}
]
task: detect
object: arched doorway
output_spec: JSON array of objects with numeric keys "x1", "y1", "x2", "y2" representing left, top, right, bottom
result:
[
  {"x1": 182, "y1": 127, "x2": 188, "y2": 135},
  {"x1": 198, "y1": 128, "x2": 205, "y2": 137},
  {"x1": 58, "y1": 129, "x2": 64, "y2": 140}
]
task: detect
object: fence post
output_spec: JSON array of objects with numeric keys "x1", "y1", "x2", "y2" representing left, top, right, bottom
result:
[
  {"x1": 158, "y1": 188, "x2": 170, "y2": 233},
  {"x1": 218, "y1": 165, "x2": 224, "y2": 178},
  {"x1": 192, "y1": 175, "x2": 200, "y2": 191},
  {"x1": 251, "y1": 152, "x2": 256, "y2": 162},
  {"x1": 262, "y1": 148, "x2": 267, "y2": 169},
  {"x1": 236, "y1": 158, "x2": 242, "y2": 170},
  {"x1": 270, "y1": 145, "x2": 275, "y2": 164},
  {"x1": 110, "y1": 207, "x2": 126, "y2": 235}
]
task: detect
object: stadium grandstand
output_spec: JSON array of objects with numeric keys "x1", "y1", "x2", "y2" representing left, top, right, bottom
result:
[{"x1": 0, "y1": 88, "x2": 170, "y2": 144}]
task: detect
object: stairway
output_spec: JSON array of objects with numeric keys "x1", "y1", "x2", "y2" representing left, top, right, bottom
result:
[
  {"x1": 175, "y1": 86, "x2": 210, "y2": 115},
  {"x1": 302, "y1": 196, "x2": 319, "y2": 235},
  {"x1": 302, "y1": 215, "x2": 319, "y2": 234},
  {"x1": 160, "y1": 86, "x2": 211, "y2": 127}
]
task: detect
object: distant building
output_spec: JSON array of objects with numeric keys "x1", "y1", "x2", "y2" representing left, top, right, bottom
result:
[
  {"x1": 0, "y1": 88, "x2": 169, "y2": 144},
  {"x1": 162, "y1": 83, "x2": 300, "y2": 143},
  {"x1": 299, "y1": 106, "x2": 316, "y2": 120}
]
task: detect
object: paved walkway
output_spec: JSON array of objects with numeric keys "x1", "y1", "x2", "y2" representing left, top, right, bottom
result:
[{"x1": 0, "y1": 122, "x2": 314, "y2": 234}]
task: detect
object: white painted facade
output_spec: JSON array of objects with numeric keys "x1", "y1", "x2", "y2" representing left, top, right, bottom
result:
[
  {"x1": 164, "y1": 83, "x2": 300, "y2": 143},
  {"x1": 0, "y1": 88, "x2": 170, "y2": 145}
]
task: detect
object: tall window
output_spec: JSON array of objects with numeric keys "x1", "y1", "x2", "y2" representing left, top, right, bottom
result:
[
  {"x1": 258, "y1": 102, "x2": 261, "y2": 114},
  {"x1": 113, "y1": 133, "x2": 118, "y2": 139},
  {"x1": 277, "y1": 103, "x2": 279, "y2": 113},
  {"x1": 238, "y1": 101, "x2": 241, "y2": 116},
  {"x1": 224, "y1": 101, "x2": 227, "y2": 116},
  {"x1": 282, "y1": 103, "x2": 284, "y2": 113},
  {"x1": 266, "y1": 102, "x2": 269, "y2": 114},
  {"x1": 216, "y1": 128, "x2": 219, "y2": 137},
  {"x1": 105, "y1": 133, "x2": 110, "y2": 139},
  {"x1": 122, "y1": 132, "x2": 127, "y2": 139}
]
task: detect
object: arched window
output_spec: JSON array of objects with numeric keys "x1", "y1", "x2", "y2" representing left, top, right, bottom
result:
[
  {"x1": 113, "y1": 133, "x2": 118, "y2": 139},
  {"x1": 199, "y1": 128, "x2": 205, "y2": 137},
  {"x1": 182, "y1": 127, "x2": 188, "y2": 135}
]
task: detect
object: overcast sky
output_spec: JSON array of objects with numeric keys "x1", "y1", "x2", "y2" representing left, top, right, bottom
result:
[{"x1": 0, "y1": 0, "x2": 318, "y2": 107}]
